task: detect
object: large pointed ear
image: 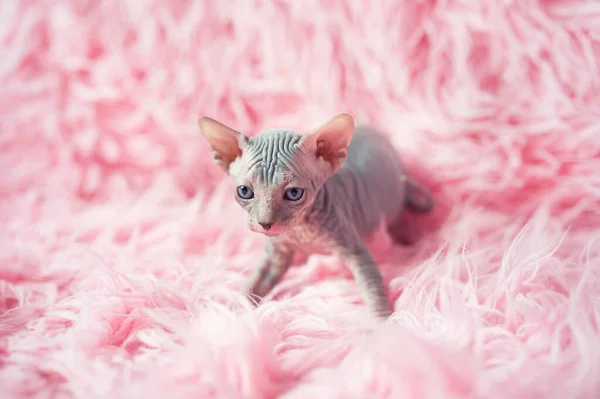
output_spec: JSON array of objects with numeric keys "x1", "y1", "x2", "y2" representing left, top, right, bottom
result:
[
  {"x1": 198, "y1": 117, "x2": 249, "y2": 173},
  {"x1": 302, "y1": 113, "x2": 355, "y2": 173}
]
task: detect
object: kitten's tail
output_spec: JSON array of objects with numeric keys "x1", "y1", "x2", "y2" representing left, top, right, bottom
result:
[{"x1": 405, "y1": 180, "x2": 434, "y2": 213}]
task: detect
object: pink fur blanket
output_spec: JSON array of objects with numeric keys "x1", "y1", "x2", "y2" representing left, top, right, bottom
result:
[{"x1": 2, "y1": 1, "x2": 600, "y2": 398}]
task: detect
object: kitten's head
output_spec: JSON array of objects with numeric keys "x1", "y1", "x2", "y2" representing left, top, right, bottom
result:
[{"x1": 198, "y1": 113, "x2": 355, "y2": 236}]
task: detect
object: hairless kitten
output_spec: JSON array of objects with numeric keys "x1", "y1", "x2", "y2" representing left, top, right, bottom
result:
[{"x1": 198, "y1": 113, "x2": 433, "y2": 318}]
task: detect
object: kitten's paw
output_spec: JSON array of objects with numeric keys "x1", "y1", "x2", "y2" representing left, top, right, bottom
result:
[
  {"x1": 366, "y1": 301, "x2": 393, "y2": 319},
  {"x1": 244, "y1": 290, "x2": 262, "y2": 306},
  {"x1": 243, "y1": 284, "x2": 266, "y2": 307},
  {"x1": 375, "y1": 307, "x2": 393, "y2": 319}
]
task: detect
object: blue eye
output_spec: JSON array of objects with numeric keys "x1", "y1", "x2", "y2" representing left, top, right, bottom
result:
[
  {"x1": 237, "y1": 185, "x2": 254, "y2": 199},
  {"x1": 284, "y1": 187, "x2": 304, "y2": 201}
]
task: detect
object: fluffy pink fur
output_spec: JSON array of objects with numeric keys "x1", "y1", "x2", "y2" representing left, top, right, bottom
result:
[{"x1": 1, "y1": 1, "x2": 600, "y2": 398}]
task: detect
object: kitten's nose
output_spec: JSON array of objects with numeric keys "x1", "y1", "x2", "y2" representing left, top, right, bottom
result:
[{"x1": 259, "y1": 222, "x2": 272, "y2": 231}]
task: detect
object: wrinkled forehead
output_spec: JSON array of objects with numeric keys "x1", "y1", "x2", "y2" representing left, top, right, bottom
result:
[{"x1": 242, "y1": 130, "x2": 315, "y2": 185}]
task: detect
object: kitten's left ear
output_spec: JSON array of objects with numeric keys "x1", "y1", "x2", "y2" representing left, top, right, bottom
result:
[
  {"x1": 302, "y1": 113, "x2": 355, "y2": 173},
  {"x1": 198, "y1": 117, "x2": 249, "y2": 173}
]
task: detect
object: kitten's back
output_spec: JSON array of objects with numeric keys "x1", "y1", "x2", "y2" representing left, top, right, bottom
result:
[{"x1": 324, "y1": 125, "x2": 407, "y2": 236}]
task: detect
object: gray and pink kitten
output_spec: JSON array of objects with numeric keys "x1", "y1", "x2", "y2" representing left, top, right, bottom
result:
[{"x1": 198, "y1": 113, "x2": 433, "y2": 318}]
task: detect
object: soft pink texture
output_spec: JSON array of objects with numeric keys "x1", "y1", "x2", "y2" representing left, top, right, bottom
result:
[{"x1": 1, "y1": 1, "x2": 600, "y2": 398}]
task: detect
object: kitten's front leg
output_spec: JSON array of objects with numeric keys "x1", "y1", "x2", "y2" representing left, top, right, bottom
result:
[
  {"x1": 244, "y1": 239, "x2": 293, "y2": 303},
  {"x1": 334, "y1": 230, "x2": 392, "y2": 318}
]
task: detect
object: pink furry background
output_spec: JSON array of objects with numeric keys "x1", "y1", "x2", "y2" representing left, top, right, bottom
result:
[{"x1": 1, "y1": 0, "x2": 600, "y2": 398}]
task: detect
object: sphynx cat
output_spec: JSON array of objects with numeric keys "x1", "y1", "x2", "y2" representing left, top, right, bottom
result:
[{"x1": 198, "y1": 113, "x2": 433, "y2": 318}]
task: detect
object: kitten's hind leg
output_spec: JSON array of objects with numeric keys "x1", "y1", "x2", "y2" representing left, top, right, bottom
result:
[
  {"x1": 387, "y1": 214, "x2": 422, "y2": 246},
  {"x1": 405, "y1": 180, "x2": 434, "y2": 213},
  {"x1": 387, "y1": 179, "x2": 434, "y2": 245}
]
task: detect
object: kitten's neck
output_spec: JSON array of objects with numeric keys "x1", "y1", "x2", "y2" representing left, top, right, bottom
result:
[{"x1": 308, "y1": 181, "x2": 328, "y2": 217}]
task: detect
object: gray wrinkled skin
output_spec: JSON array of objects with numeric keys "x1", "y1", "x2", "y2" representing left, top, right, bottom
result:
[{"x1": 198, "y1": 114, "x2": 433, "y2": 318}]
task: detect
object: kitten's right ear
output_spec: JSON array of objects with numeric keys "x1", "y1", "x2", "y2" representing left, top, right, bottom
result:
[
  {"x1": 198, "y1": 117, "x2": 249, "y2": 173},
  {"x1": 301, "y1": 113, "x2": 355, "y2": 174}
]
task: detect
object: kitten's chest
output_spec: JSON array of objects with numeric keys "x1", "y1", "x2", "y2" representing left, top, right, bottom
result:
[{"x1": 279, "y1": 223, "x2": 335, "y2": 255}]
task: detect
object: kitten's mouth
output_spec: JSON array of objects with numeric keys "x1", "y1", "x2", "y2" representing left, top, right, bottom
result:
[
  {"x1": 250, "y1": 223, "x2": 288, "y2": 237},
  {"x1": 253, "y1": 229, "x2": 284, "y2": 237},
  {"x1": 260, "y1": 230, "x2": 282, "y2": 237}
]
